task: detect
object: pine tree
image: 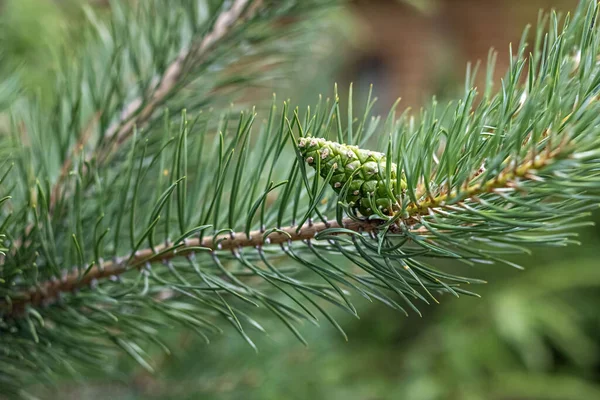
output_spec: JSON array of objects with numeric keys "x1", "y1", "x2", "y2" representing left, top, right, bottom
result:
[{"x1": 2, "y1": 0, "x2": 600, "y2": 397}]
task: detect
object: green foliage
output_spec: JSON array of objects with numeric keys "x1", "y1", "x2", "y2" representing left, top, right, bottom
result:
[
  {"x1": 37, "y1": 258, "x2": 599, "y2": 399},
  {"x1": 1, "y1": 0, "x2": 600, "y2": 398},
  {"x1": 0, "y1": 0, "x2": 93, "y2": 97}
]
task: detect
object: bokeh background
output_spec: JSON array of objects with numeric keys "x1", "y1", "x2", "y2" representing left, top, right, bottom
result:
[{"x1": 2, "y1": 0, "x2": 599, "y2": 399}]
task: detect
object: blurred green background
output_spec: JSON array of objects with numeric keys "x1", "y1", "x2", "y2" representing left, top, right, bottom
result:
[{"x1": 1, "y1": 0, "x2": 599, "y2": 399}]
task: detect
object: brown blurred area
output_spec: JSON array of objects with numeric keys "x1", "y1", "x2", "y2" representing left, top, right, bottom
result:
[{"x1": 345, "y1": 0, "x2": 577, "y2": 109}]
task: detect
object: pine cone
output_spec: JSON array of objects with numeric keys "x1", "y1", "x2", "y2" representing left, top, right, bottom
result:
[{"x1": 297, "y1": 137, "x2": 405, "y2": 216}]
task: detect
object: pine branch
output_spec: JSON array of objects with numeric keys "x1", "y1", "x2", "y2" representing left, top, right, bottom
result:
[
  {"x1": 25, "y1": 0, "x2": 331, "y2": 219},
  {"x1": 99, "y1": 0, "x2": 255, "y2": 157},
  {"x1": 3, "y1": 0, "x2": 600, "y2": 396},
  {"x1": 48, "y1": 0, "x2": 258, "y2": 211},
  {"x1": 4, "y1": 134, "x2": 566, "y2": 315}
]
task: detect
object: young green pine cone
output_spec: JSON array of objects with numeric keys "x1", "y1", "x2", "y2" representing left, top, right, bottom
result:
[{"x1": 297, "y1": 137, "x2": 405, "y2": 216}]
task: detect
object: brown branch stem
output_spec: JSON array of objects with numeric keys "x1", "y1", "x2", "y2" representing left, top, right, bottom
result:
[{"x1": 5, "y1": 218, "x2": 386, "y2": 315}]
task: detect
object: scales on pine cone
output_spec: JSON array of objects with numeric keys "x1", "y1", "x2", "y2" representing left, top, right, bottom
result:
[{"x1": 298, "y1": 137, "x2": 405, "y2": 216}]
